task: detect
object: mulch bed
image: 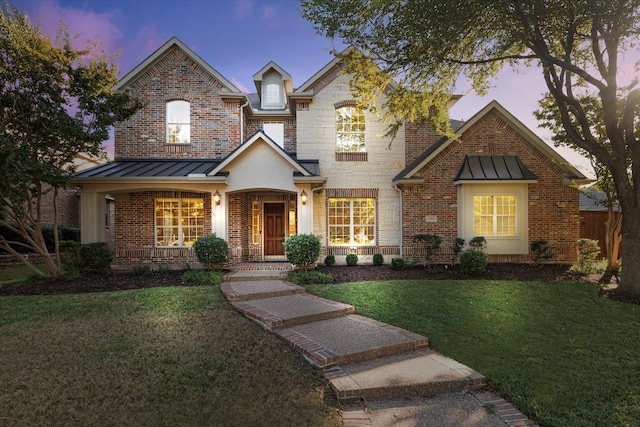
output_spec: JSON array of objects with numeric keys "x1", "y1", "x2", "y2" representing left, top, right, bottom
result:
[{"x1": 1, "y1": 263, "x2": 637, "y2": 304}]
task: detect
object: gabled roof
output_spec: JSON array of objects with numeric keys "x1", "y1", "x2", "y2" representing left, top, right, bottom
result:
[
  {"x1": 208, "y1": 130, "x2": 317, "y2": 178},
  {"x1": 252, "y1": 61, "x2": 293, "y2": 94},
  {"x1": 114, "y1": 36, "x2": 242, "y2": 96},
  {"x1": 393, "y1": 101, "x2": 590, "y2": 186}
]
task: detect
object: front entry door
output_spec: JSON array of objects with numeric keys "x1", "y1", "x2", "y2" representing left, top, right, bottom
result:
[{"x1": 265, "y1": 203, "x2": 285, "y2": 256}]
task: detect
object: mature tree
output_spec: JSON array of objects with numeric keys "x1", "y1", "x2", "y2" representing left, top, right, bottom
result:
[
  {"x1": 536, "y1": 94, "x2": 623, "y2": 274},
  {"x1": 0, "y1": 6, "x2": 140, "y2": 277},
  {"x1": 302, "y1": 0, "x2": 640, "y2": 296}
]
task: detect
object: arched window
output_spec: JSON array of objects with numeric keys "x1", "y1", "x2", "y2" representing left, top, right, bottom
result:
[
  {"x1": 336, "y1": 106, "x2": 365, "y2": 152},
  {"x1": 166, "y1": 100, "x2": 190, "y2": 144}
]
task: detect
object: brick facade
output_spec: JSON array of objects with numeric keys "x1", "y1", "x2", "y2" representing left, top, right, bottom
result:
[{"x1": 89, "y1": 38, "x2": 584, "y2": 267}]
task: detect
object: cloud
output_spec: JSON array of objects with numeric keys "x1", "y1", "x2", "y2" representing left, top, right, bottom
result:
[
  {"x1": 23, "y1": 0, "x2": 123, "y2": 57},
  {"x1": 231, "y1": 78, "x2": 250, "y2": 93},
  {"x1": 233, "y1": 0, "x2": 254, "y2": 21}
]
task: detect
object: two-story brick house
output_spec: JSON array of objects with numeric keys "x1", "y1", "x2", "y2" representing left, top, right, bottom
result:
[{"x1": 73, "y1": 37, "x2": 589, "y2": 268}]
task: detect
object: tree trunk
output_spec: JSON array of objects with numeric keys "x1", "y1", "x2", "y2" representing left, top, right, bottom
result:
[
  {"x1": 605, "y1": 209, "x2": 622, "y2": 273},
  {"x1": 617, "y1": 212, "x2": 640, "y2": 295}
]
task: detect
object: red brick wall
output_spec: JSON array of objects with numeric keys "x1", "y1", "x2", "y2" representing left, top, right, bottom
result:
[
  {"x1": 245, "y1": 119, "x2": 297, "y2": 153},
  {"x1": 114, "y1": 191, "x2": 212, "y2": 266},
  {"x1": 401, "y1": 110, "x2": 580, "y2": 263},
  {"x1": 115, "y1": 46, "x2": 242, "y2": 160},
  {"x1": 404, "y1": 120, "x2": 443, "y2": 165},
  {"x1": 39, "y1": 187, "x2": 80, "y2": 228}
]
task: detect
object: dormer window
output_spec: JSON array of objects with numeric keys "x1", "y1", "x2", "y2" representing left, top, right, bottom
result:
[
  {"x1": 262, "y1": 70, "x2": 284, "y2": 109},
  {"x1": 167, "y1": 100, "x2": 190, "y2": 144}
]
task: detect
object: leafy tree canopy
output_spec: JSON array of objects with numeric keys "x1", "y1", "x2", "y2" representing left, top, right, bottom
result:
[
  {"x1": 302, "y1": 0, "x2": 640, "y2": 296},
  {"x1": 0, "y1": 5, "x2": 141, "y2": 277}
]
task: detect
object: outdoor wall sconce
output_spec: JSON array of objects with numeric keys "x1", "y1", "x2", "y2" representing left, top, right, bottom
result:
[
  {"x1": 301, "y1": 190, "x2": 308, "y2": 205},
  {"x1": 214, "y1": 190, "x2": 221, "y2": 205}
]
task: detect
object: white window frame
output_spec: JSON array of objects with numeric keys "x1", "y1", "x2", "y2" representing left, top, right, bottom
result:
[
  {"x1": 166, "y1": 100, "x2": 190, "y2": 144},
  {"x1": 473, "y1": 194, "x2": 517, "y2": 237},
  {"x1": 458, "y1": 183, "x2": 528, "y2": 254},
  {"x1": 155, "y1": 198, "x2": 204, "y2": 247},
  {"x1": 262, "y1": 71, "x2": 284, "y2": 109},
  {"x1": 328, "y1": 198, "x2": 375, "y2": 245},
  {"x1": 336, "y1": 106, "x2": 366, "y2": 152}
]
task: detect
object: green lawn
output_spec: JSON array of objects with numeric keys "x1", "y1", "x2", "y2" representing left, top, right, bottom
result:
[
  {"x1": 0, "y1": 286, "x2": 339, "y2": 427},
  {"x1": 0, "y1": 264, "x2": 47, "y2": 285},
  {"x1": 306, "y1": 279, "x2": 640, "y2": 427}
]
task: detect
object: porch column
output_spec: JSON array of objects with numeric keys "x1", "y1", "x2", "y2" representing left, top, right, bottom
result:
[
  {"x1": 211, "y1": 190, "x2": 227, "y2": 239},
  {"x1": 298, "y1": 186, "x2": 313, "y2": 234},
  {"x1": 80, "y1": 190, "x2": 106, "y2": 243}
]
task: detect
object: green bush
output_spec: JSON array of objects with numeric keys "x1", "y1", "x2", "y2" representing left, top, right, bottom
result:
[
  {"x1": 193, "y1": 234, "x2": 229, "y2": 269},
  {"x1": 460, "y1": 248, "x2": 488, "y2": 275},
  {"x1": 284, "y1": 233, "x2": 321, "y2": 271},
  {"x1": 373, "y1": 253, "x2": 384, "y2": 266},
  {"x1": 132, "y1": 264, "x2": 152, "y2": 276},
  {"x1": 531, "y1": 240, "x2": 555, "y2": 265},
  {"x1": 571, "y1": 238, "x2": 601, "y2": 274},
  {"x1": 391, "y1": 257, "x2": 405, "y2": 270},
  {"x1": 452, "y1": 237, "x2": 465, "y2": 265},
  {"x1": 346, "y1": 253, "x2": 358, "y2": 266},
  {"x1": 411, "y1": 233, "x2": 442, "y2": 267},
  {"x1": 324, "y1": 254, "x2": 336, "y2": 266},
  {"x1": 78, "y1": 242, "x2": 113, "y2": 271},
  {"x1": 286, "y1": 271, "x2": 333, "y2": 285},
  {"x1": 469, "y1": 236, "x2": 487, "y2": 250},
  {"x1": 181, "y1": 269, "x2": 224, "y2": 285}
]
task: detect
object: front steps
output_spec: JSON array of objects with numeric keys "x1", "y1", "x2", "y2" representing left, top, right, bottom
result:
[{"x1": 219, "y1": 270, "x2": 487, "y2": 404}]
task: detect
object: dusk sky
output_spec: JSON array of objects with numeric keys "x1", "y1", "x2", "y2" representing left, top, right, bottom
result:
[{"x1": 14, "y1": 0, "x2": 640, "y2": 178}]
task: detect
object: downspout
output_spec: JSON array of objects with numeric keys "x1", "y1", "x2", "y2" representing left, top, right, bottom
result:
[
  {"x1": 394, "y1": 184, "x2": 403, "y2": 257},
  {"x1": 239, "y1": 99, "x2": 249, "y2": 144}
]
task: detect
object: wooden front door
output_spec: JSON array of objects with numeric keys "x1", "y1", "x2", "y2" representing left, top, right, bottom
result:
[{"x1": 265, "y1": 203, "x2": 285, "y2": 256}]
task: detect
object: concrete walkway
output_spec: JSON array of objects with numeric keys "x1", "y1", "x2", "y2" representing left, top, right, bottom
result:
[{"x1": 221, "y1": 266, "x2": 538, "y2": 427}]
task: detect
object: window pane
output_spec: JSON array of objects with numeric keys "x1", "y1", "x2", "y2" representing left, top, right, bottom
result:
[
  {"x1": 167, "y1": 100, "x2": 190, "y2": 144},
  {"x1": 155, "y1": 198, "x2": 203, "y2": 247},
  {"x1": 336, "y1": 106, "x2": 365, "y2": 152},
  {"x1": 328, "y1": 197, "x2": 375, "y2": 245},
  {"x1": 473, "y1": 194, "x2": 516, "y2": 236}
]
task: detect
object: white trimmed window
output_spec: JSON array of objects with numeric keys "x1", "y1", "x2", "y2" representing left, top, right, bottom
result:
[
  {"x1": 473, "y1": 195, "x2": 517, "y2": 237},
  {"x1": 328, "y1": 198, "x2": 375, "y2": 245},
  {"x1": 155, "y1": 198, "x2": 204, "y2": 247},
  {"x1": 167, "y1": 100, "x2": 190, "y2": 144},
  {"x1": 262, "y1": 71, "x2": 284, "y2": 109},
  {"x1": 336, "y1": 106, "x2": 365, "y2": 152}
]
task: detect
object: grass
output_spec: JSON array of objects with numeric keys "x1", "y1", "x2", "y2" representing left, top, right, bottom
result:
[
  {"x1": 0, "y1": 264, "x2": 47, "y2": 285},
  {"x1": 0, "y1": 286, "x2": 339, "y2": 427},
  {"x1": 306, "y1": 279, "x2": 640, "y2": 427}
]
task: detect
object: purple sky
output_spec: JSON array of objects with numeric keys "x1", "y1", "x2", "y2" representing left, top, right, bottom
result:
[{"x1": 14, "y1": 0, "x2": 640, "y2": 178}]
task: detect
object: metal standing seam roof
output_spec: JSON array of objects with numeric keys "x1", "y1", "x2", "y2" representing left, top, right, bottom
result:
[
  {"x1": 74, "y1": 159, "x2": 221, "y2": 178},
  {"x1": 454, "y1": 156, "x2": 538, "y2": 181},
  {"x1": 74, "y1": 157, "x2": 322, "y2": 179}
]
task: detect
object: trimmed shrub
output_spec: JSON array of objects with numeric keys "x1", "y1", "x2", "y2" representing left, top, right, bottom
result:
[
  {"x1": 460, "y1": 248, "x2": 488, "y2": 275},
  {"x1": 132, "y1": 264, "x2": 153, "y2": 276},
  {"x1": 571, "y1": 238, "x2": 601, "y2": 274},
  {"x1": 469, "y1": 236, "x2": 487, "y2": 250},
  {"x1": 284, "y1": 233, "x2": 321, "y2": 271},
  {"x1": 286, "y1": 271, "x2": 333, "y2": 285},
  {"x1": 373, "y1": 253, "x2": 384, "y2": 266},
  {"x1": 181, "y1": 269, "x2": 224, "y2": 285},
  {"x1": 452, "y1": 237, "x2": 465, "y2": 265},
  {"x1": 346, "y1": 253, "x2": 358, "y2": 266},
  {"x1": 412, "y1": 233, "x2": 442, "y2": 267},
  {"x1": 78, "y1": 242, "x2": 113, "y2": 270},
  {"x1": 391, "y1": 257, "x2": 405, "y2": 270},
  {"x1": 193, "y1": 233, "x2": 229, "y2": 269},
  {"x1": 531, "y1": 240, "x2": 555, "y2": 265},
  {"x1": 324, "y1": 254, "x2": 336, "y2": 266}
]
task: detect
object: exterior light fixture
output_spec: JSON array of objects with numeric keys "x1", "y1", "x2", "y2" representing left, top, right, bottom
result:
[
  {"x1": 214, "y1": 190, "x2": 221, "y2": 205},
  {"x1": 301, "y1": 190, "x2": 308, "y2": 205}
]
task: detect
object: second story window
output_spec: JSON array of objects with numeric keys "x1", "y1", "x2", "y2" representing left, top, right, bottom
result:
[
  {"x1": 167, "y1": 100, "x2": 190, "y2": 144},
  {"x1": 336, "y1": 106, "x2": 365, "y2": 152}
]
